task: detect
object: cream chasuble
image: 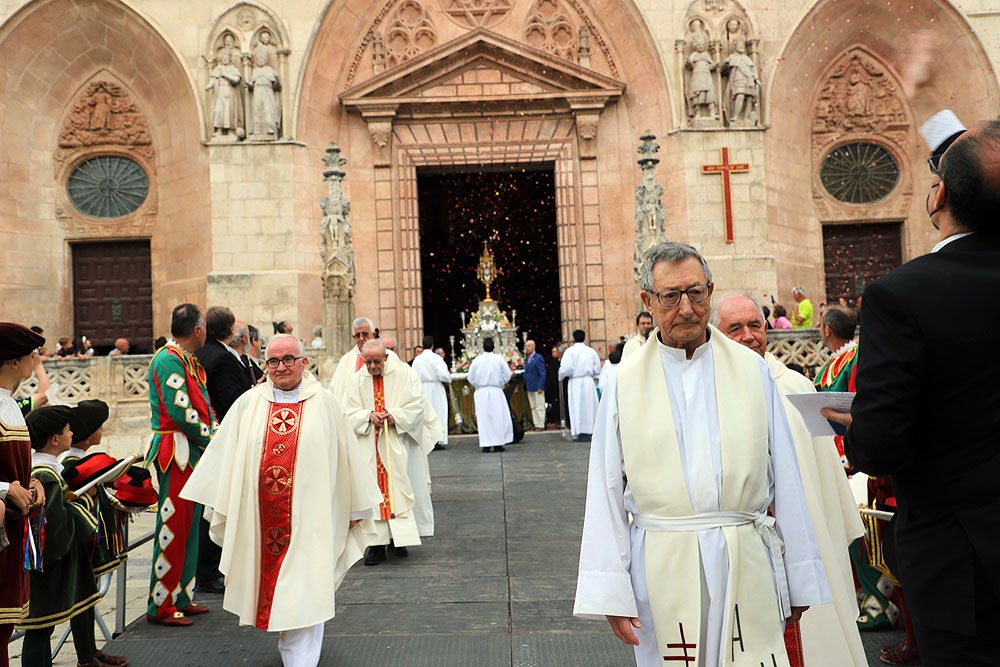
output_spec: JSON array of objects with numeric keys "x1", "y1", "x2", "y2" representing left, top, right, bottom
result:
[
  {"x1": 179, "y1": 372, "x2": 382, "y2": 632},
  {"x1": 574, "y1": 327, "x2": 830, "y2": 667},
  {"x1": 329, "y1": 346, "x2": 363, "y2": 402},
  {"x1": 765, "y1": 353, "x2": 866, "y2": 666},
  {"x1": 342, "y1": 358, "x2": 425, "y2": 547}
]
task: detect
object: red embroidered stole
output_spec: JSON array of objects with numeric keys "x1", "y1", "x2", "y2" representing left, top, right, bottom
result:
[
  {"x1": 255, "y1": 400, "x2": 304, "y2": 630},
  {"x1": 372, "y1": 375, "x2": 392, "y2": 521}
]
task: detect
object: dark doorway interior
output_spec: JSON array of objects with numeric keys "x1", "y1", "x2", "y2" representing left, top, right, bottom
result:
[
  {"x1": 72, "y1": 239, "x2": 153, "y2": 354},
  {"x1": 822, "y1": 221, "x2": 902, "y2": 305},
  {"x1": 417, "y1": 163, "x2": 561, "y2": 361}
]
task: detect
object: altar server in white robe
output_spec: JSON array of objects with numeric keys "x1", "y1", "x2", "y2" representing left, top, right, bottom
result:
[
  {"x1": 411, "y1": 335, "x2": 452, "y2": 449},
  {"x1": 558, "y1": 329, "x2": 601, "y2": 440},
  {"x1": 467, "y1": 337, "x2": 513, "y2": 452},
  {"x1": 342, "y1": 339, "x2": 425, "y2": 565},
  {"x1": 574, "y1": 243, "x2": 830, "y2": 667},
  {"x1": 713, "y1": 292, "x2": 866, "y2": 666},
  {"x1": 180, "y1": 334, "x2": 382, "y2": 667},
  {"x1": 329, "y1": 316, "x2": 375, "y2": 402}
]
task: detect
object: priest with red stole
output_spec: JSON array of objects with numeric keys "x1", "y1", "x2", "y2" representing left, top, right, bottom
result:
[
  {"x1": 329, "y1": 316, "x2": 375, "y2": 402},
  {"x1": 181, "y1": 334, "x2": 381, "y2": 666},
  {"x1": 342, "y1": 339, "x2": 426, "y2": 566}
]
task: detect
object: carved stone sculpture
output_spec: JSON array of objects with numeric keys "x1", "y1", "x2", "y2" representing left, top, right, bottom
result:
[
  {"x1": 249, "y1": 49, "x2": 281, "y2": 140},
  {"x1": 721, "y1": 40, "x2": 759, "y2": 126},
  {"x1": 633, "y1": 131, "x2": 668, "y2": 282},
  {"x1": 205, "y1": 50, "x2": 245, "y2": 140},
  {"x1": 320, "y1": 144, "x2": 356, "y2": 353},
  {"x1": 685, "y1": 36, "x2": 717, "y2": 120}
]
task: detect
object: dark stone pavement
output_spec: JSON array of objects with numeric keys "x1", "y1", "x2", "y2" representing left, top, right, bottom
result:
[{"x1": 101, "y1": 431, "x2": 914, "y2": 666}]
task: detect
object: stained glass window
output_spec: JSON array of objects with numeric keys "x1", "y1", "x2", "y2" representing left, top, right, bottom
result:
[
  {"x1": 820, "y1": 142, "x2": 899, "y2": 204},
  {"x1": 67, "y1": 156, "x2": 149, "y2": 218}
]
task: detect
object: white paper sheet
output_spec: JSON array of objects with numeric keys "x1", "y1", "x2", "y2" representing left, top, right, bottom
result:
[{"x1": 786, "y1": 391, "x2": 855, "y2": 437}]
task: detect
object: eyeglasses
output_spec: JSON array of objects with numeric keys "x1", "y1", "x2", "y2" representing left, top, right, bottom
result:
[
  {"x1": 927, "y1": 155, "x2": 942, "y2": 175},
  {"x1": 264, "y1": 355, "x2": 303, "y2": 369},
  {"x1": 352, "y1": 331, "x2": 372, "y2": 340},
  {"x1": 648, "y1": 284, "x2": 711, "y2": 308}
]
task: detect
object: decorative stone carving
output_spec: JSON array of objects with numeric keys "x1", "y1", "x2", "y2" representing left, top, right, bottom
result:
[
  {"x1": 205, "y1": 4, "x2": 290, "y2": 142},
  {"x1": 812, "y1": 50, "x2": 908, "y2": 135},
  {"x1": 678, "y1": 1, "x2": 761, "y2": 129},
  {"x1": 320, "y1": 143, "x2": 356, "y2": 355},
  {"x1": 525, "y1": 0, "x2": 577, "y2": 62},
  {"x1": 439, "y1": 0, "x2": 513, "y2": 29},
  {"x1": 248, "y1": 44, "x2": 281, "y2": 140},
  {"x1": 578, "y1": 26, "x2": 591, "y2": 67},
  {"x1": 810, "y1": 48, "x2": 912, "y2": 221},
  {"x1": 385, "y1": 0, "x2": 437, "y2": 69},
  {"x1": 59, "y1": 81, "x2": 152, "y2": 150},
  {"x1": 721, "y1": 39, "x2": 759, "y2": 126},
  {"x1": 205, "y1": 48, "x2": 245, "y2": 141},
  {"x1": 372, "y1": 31, "x2": 386, "y2": 74},
  {"x1": 633, "y1": 131, "x2": 668, "y2": 282}
]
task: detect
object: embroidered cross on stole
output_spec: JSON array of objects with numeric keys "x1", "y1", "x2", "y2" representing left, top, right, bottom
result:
[
  {"x1": 372, "y1": 375, "x2": 393, "y2": 521},
  {"x1": 255, "y1": 400, "x2": 304, "y2": 630}
]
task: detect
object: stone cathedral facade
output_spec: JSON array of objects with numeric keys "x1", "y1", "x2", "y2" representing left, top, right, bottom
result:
[{"x1": 1, "y1": 0, "x2": 997, "y2": 355}]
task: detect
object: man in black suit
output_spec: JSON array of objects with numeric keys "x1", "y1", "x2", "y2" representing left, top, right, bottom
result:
[
  {"x1": 829, "y1": 114, "x2": 1000, "y2": 664},
  {"x1": 193, "y1": 306, "x2": 253, "y2": 594}
]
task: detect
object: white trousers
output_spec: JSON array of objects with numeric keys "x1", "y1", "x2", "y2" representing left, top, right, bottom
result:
[
  {"x1": 526, "y1": 390, "x2": 546, "y2": 428},
  {"x1": 278, "y1": 622, "x2": 324, "y2": 667}
]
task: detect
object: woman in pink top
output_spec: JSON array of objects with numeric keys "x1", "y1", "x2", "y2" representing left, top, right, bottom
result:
[{"x1": 772, "y1": 304, "x2": 793, "y2": 329}]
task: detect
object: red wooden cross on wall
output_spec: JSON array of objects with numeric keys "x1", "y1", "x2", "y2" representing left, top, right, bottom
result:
[{"x1": 701, "y1": 147, "x2": 750, "y2": 244}]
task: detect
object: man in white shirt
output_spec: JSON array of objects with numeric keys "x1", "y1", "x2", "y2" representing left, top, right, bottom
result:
[{"x1": 574, "y1": 242, "x2": 830, "y2": 667}]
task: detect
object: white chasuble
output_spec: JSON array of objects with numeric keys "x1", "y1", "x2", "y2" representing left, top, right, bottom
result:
[
  {"x1": 765, "y1": 353, "x2": 866, "y2": 666},
  {"x1": 179, "y1": 372, "x2": 382, "y2": 632},
  {"x1": 574, "y1": 327, "x2": 830, "y2": 667}
]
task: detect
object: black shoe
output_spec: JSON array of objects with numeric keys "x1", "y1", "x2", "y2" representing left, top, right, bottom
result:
[
  {"x1": 364, "y1": 545, "x2": 386, "y2": 566},
  {"x1": 494, "y1": 445, "x2": 505, "y2": 452},
  {"x1": 481, "y1": 447, "x2": 492, "y2": 453},
  {"x1": 194, "y1": 578, "x2": 225, "y2": 594},
  {"x1": 433, "y1": 443, "x2": 447, "y2": 451},
  {"x1": 387, "y1": 544, "x2": 409, "y2": 558}
]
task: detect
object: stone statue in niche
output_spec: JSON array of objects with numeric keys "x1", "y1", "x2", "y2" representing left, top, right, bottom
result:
[
  {"x1": 87, "y1": 85, "x2": 113, "y2": 131},
  {"x1": 723, "y1": 17, "x2": 746, "y2": 58},
  {"x1": 248, "y1": 47, "x2": 281, "y2": 140},
  {"x1": 205, "y1": 49, "x2": 245, "y2": 140},
  {"x1": 216, "y1": 33, "x2": 241, "y2": 67},
  {"x1": 686, "y1": 30, "x2": 717, "y2": 121},
  {"x1": 845, "y1": 66, "x2": 873, "y2": 117},
  {"x1": 253, "y1": 29, "x2": 278, "y2": 67},
  {"x1": 721, "y1": 39, "x2": 759, "y2": 125}
]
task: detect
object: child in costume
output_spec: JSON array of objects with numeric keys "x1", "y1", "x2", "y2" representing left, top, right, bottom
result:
[{"x1": 18, "y1": 405, "x2": 127, "y2": 667}]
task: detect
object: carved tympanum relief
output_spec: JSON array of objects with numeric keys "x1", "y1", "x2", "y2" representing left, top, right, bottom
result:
[
  {"x1": 439, "y1": 0, "x2": 513, "y2": 29},
  {"x1": 385, "y1": 0, "x2": 438, "y2": 68}
]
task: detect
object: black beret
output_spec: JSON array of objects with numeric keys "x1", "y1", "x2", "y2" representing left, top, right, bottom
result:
[
  {"x1": 0, "y1": 322, "x2": 45, "y2": 362},
  {"x1": 25, "y1": 405, "x2": 75, "y2": 450},
  {"x1": 70, "y1": 399, "x2": 110, "y2": 444}
]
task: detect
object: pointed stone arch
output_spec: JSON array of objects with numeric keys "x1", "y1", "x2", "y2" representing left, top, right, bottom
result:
[
  {"x1": 0, "y1": 0, "x2": 209, "y2": 337},
  {"x1": 766, "y1": 0, "x2": 1000, "y2": 298},
  {"x1": 296, "y1": 0, "x2": 671, "y2": 352}
]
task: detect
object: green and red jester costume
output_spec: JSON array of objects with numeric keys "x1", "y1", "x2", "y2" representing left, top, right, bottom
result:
[{"x1": 144, "y1": 344, "x2": 217, "y2": 621}]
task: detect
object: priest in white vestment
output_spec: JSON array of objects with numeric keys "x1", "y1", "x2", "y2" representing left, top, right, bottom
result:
[
  {"x1": 411, "y1": 337, "x2": 452, "y2": 449},
  {"x1": 467, "y1": 337, "x2": 513, "y2": 452},
  {"x1": 558, "y1": 330, "x2": 601, "y2": 440},
  {"x1": 713, "y1": 293, "x2": 867, "y2": 666},
  {"x1": 574, "y1": 243, "x2": 830, "y2": 667},
  {"x1": 620, "y1": 311, "x2": 654, "y2": 358},
  {"x1": 329, "y1": 316, "x2": 375, "y2": 402},
  {"x1": 180, "y1": 335, "x2": 382, "y2": 667},
  {"x1": 342, "y1": 340, "x2": 425, "y2": 565},
  {"x1": 381, "y1": 336, "x2": 439, "y2": 539}
]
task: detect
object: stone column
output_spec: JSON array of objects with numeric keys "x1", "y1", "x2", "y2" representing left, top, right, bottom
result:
[
  {"x1": 633, "y1": 130, "x2": 667, "y2": 284},
  {"x1": 320, "y1": 143, "x2": 356, "y2": 356}
]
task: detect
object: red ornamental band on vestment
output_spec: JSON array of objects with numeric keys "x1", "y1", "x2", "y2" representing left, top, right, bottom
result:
[
  {"x1": 372, "y1": 374, "x2": 393, "y2": 521},
  {"x1": 255, "y1": 400, "x2": 304, "y2": 630}
]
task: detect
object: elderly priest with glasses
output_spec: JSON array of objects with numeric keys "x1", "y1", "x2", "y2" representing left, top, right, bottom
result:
[
  {"x1": 574, "y1": 242, "x2": 830, "y2": 667},
  {"x1": 182, "y1": 334, "x2": 382, "y2": 667}
]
